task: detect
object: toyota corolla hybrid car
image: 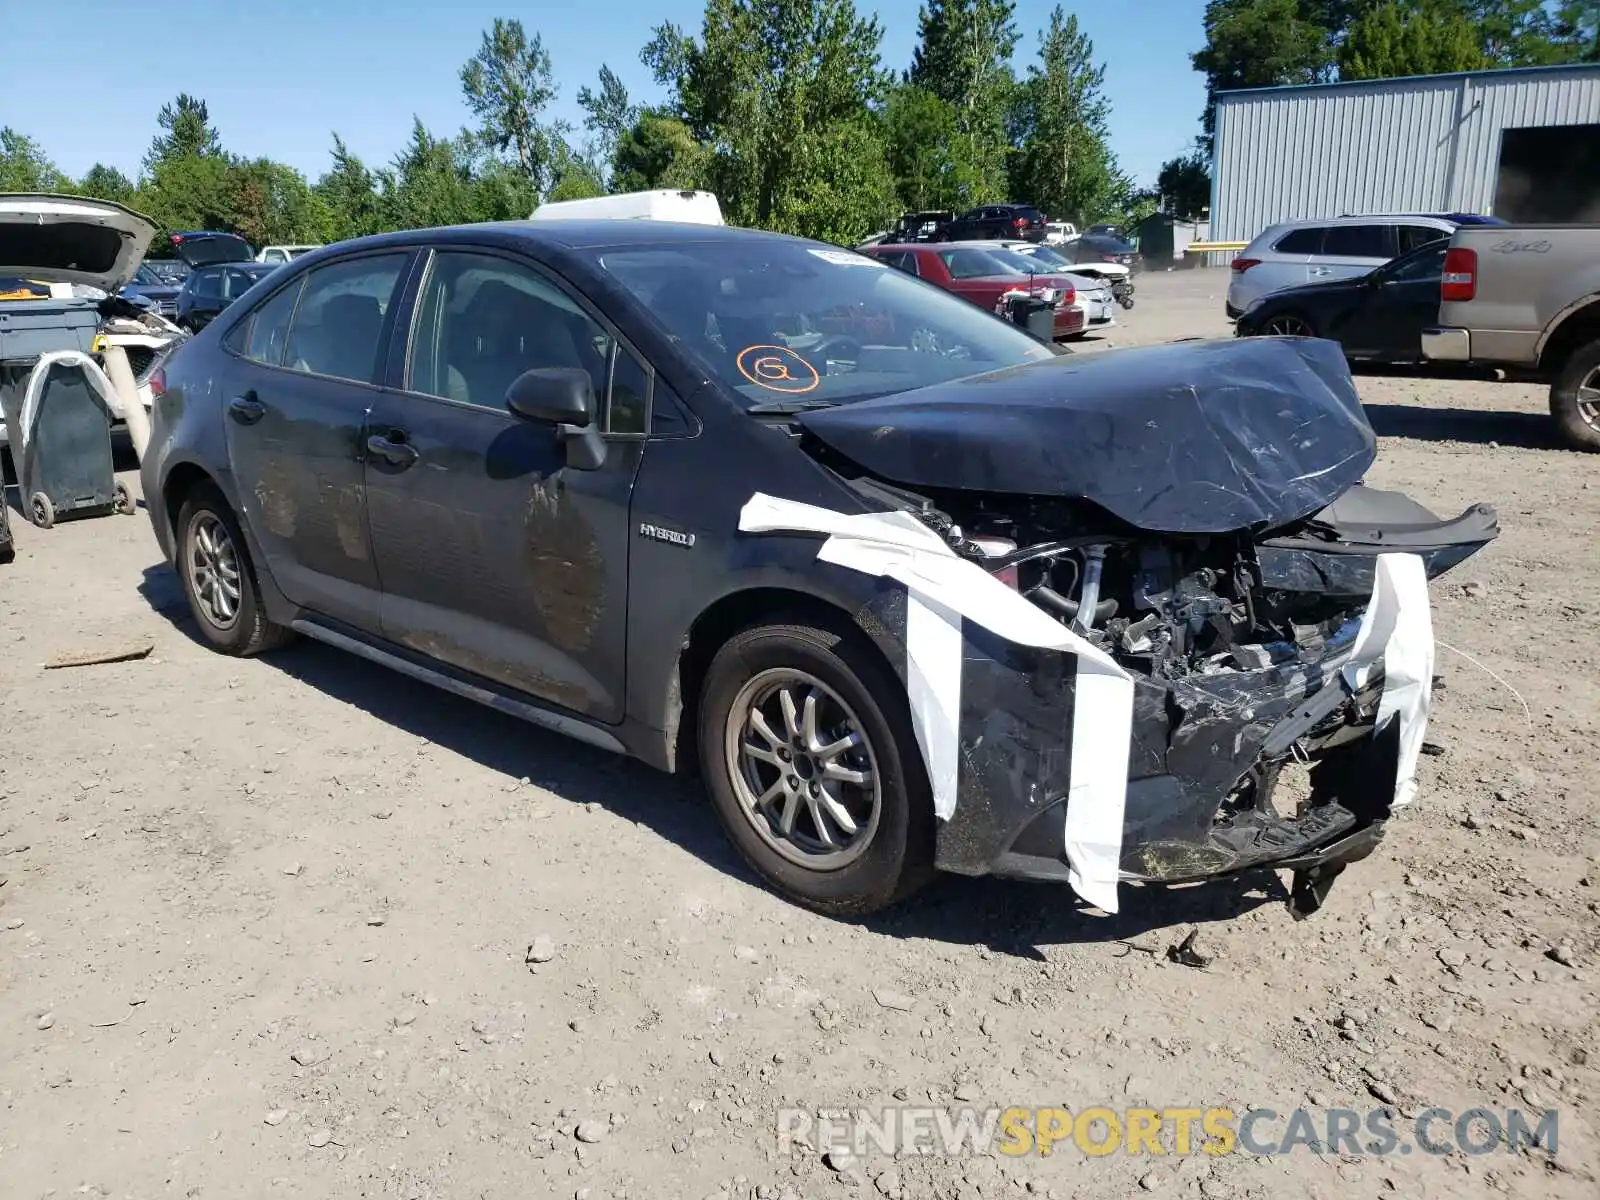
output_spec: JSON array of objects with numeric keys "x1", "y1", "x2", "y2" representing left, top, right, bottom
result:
[{"x1": 141, "y1": 221, "x2": 1498, "y2": 919}]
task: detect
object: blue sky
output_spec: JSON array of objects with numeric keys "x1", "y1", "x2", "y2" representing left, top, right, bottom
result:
[{"x1": 8, "y1": 0, "x2": 1207, "y2": 189}]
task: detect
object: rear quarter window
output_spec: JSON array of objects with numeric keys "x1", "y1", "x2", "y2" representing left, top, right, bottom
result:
[{"x1": 1272, "y1": 227, "x2": 1325, "y2": 255}]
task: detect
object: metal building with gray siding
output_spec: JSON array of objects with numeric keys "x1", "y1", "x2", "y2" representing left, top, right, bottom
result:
[{"x1": 1210, "y1": 63, "x2": 1600, "y2": 246}]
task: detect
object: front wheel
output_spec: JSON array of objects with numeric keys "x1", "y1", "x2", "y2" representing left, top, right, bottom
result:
[
  {"x1": 1258, "y1": 312, "x2": 1316, "y2": 338},
  {"x1": 1549, "y1": 340, "x2": 1600, "y2": 452},
  {"x1": 698, "y1": 618, "x2": 935, "y2": 916}
]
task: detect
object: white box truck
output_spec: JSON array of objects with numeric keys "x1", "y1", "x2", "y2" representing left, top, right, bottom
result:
[{"x1": 529, "y1": 190, "x2": 725, "y2": 226}]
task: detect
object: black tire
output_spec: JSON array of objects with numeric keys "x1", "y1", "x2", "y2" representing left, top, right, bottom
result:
[
  {"x1": 29, "y1": 492, "x2": 54, "y2": 529},
  {"x1": 698, "y1": 616, "x2": 936, "y2": 917},
  {"x1": 1549, "y1": 339, "x2": 1600, "y2": 452},
  {"x1": 113, "y1": 481, "x2": 135, "y2": 515},
  {"x1": 174, "y1": 483, "x2": 295, "y2": 656}
]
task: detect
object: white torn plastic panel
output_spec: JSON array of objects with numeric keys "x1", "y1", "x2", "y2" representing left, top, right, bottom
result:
[
  {"x1": 1340, "y1": 552, "x2": 1435, "y2": 808},
  {"x1": 738, "y1": 493, "x2": 1135, "y2": 913}
]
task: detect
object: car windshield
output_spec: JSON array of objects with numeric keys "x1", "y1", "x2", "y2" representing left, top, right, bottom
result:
[
  {"x1": 132, "y1": 264, "x2": 164, "y2": 285},
  {"x1": 590, "y1": 240, "x2": 1053, "y2": 409},
  {"x1": 1015, "y1": 245, "x2": 1074, "y2": 270}
]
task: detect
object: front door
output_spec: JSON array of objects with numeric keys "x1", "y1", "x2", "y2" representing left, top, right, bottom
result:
[
  {"x1": 363, "y1": 247, "x2": 645, "y2": 723},
  {"x1": 220, "y1": 249, "x2": 413, "y2": 630},
  {"x1": 1340, "y1": 244, "x2": 1448, "y2": 362}
]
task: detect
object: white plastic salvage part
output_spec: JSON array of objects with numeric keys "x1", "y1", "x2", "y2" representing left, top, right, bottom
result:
[
  {"x1": 738, "y1": 493, "x2": 1135, "y2": 913},
  {"x1": 1340, "y1": 552, "x2": 1435, "y2": 808},
  {"x1": 15, "y1": 350, "x2": 124, "y2": 458}
]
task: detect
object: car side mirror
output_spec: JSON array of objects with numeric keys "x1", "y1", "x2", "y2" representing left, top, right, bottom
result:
[{"x1": 505, "y1": 368, "x2": 606, "y2": 471}]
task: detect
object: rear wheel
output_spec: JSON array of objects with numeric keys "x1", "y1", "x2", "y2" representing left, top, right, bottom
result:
[
  {"x1": 175, "y1": 484, "x2": 295, "y2": 655},
  {"x1": 698, "y1": 617, "x2": 935, "y2": 916},
  {"x1": 1549, "y1": 340, "x2": 1600, "y2": 452}
]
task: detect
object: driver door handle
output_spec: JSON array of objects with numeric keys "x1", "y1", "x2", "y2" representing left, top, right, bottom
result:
[
  {"x1": 227, "y1": 394, "x2": 265, "y2": 425},
  {"x1": 366, "y1": 432, "x2": 419, "y2": 469}
]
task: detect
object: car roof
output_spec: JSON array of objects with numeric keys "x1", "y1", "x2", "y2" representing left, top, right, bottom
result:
[{"x1": 317, "y1": 219, "x2": 816, "y2": 258}]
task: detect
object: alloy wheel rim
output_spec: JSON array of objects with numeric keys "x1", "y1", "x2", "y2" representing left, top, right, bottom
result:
[
  {"x1": 723, "y1": 668, "x2": 882, "y2": 869},
  {"x1": 187, "y1": 512, "x2": 242, "y2": 630},
  {"x1": 1264, "y1": 315, "x2": 1312, "y2": 337},
  {"x1": 1577, "y1": 369, "x2": 1600, "y2": 432}
]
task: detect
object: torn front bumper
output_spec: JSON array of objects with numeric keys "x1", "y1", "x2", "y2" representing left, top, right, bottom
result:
[{"x1": 933, "y1": 618, "x2": 1404, "y2": 912}]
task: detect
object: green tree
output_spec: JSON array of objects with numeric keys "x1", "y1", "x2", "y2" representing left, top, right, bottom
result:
[
  {"x1": 0, "y1": 128, "x2": 67, "y2": 191},
  {"x1": 142, "y1": 94, "x2": 223, "y2": 173},
  {"x1": 612, "y1": 109, "x2": 710, "y2": 191},
  {"x1": 1156, "y1": 147, "x2": 1212, "y2": 218},
  {"x1": 315, "y1": 135, "x2": 384, "y2": 241},
  {"x1": 380, "y1": 119, "x2": 475, "y2": 231},
  {"x1": 545, "y1": 161, "x2": 607, "y2": 202},
  {"x1": 230, "y1": 158, "x2": 329, "y2": 246},
  {"x1": 77, "y1": 164, "x2": 136, "y2": 204},
  {"x1": 780, "y1": 117, "x2": 896, "y2": 243},
  {"x1": 1192, "y1": 0, "x2": 1340, "y2": 139},
  {"x1": 655, "y1": 0, "x2": 893, "y2": 238},
  {"x1": 883, "y1": 83, "x2": 981, "y2": 211},
  {"x1": 907, "y1": 0, "x2": 1018, "y2": 201},
  {"x1": 1339, "y1": 1, "x2": 1489, "y2": 79},
  {"x1": 140, "y1": 153, "x2": 237, "y2": 240},
  {"x1": 1007, "y1": 7, "x2": 1122, "y2": 224},
  {"x1": 577, "y1": 64, "x2": 637, "y2": 186},
  {"x1": 468, "y1": 159, "x2": 541, "y2": 221},
  {"x1": 460, "y1": 18, "x2": 568, "y2": 192}
]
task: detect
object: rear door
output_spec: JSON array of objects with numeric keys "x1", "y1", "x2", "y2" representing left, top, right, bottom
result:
[
  {"x1": 362, "y1": 246, "x2": 645, "y2": 723},
  {"x1": 218, "y1": 249, "x2": 414, "y2": 631},
  {"x1": 1314, "y1": 223, "x2": 1397, "y2": 284},
  {"x1": 1264, "y1": 225, "x2": 1324, "y2": 292}
]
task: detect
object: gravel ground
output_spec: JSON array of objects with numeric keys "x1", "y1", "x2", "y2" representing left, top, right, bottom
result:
[{"x1": 1, "y1": 268, "x2": 1595, "y2": 1200}]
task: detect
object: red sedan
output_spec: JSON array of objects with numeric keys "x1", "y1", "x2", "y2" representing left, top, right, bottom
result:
[{"x1": 860, "y1": 242, "x2": 1085, "y2": 340}]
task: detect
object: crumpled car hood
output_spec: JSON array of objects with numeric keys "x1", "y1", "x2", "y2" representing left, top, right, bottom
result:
[{"x1": 798, "y1": 336, "x2": 1376, "y2": 534}]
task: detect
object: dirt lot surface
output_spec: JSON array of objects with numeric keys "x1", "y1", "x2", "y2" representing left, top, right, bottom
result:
[{"x1": 1, "y1": 269, "x2": 1595, "y2": 1200}]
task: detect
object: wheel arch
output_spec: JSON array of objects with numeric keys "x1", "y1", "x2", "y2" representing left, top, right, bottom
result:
[
  {"x1": 665, "y1": 585, "x2": 906, "y2": 777},
  {"x1": 1537, "y1": 296, "x2": 1600, "y2": 375}
]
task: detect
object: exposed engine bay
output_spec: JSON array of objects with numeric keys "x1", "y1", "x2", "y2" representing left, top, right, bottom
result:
[{"x1": 844, "y1": 473, "x2": 1370, "y2": 682}]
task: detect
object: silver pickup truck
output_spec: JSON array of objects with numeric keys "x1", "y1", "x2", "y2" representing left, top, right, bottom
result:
[{"x1": 1422, "y1": 224, "x2": 1600, "y2": 451}]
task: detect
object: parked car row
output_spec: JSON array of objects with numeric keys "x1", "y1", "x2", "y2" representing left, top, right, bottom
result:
[{"x1": 1230, "y1": 209, "x2": 1598, "y2": 450}]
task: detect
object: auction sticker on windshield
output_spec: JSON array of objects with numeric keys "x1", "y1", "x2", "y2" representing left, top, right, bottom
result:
[
  {"x1": 736, "y1": 345, "x2": 821, "y2": 394},
  {"x1": 808, "y1": 248, "x2": 885, "y2": 267}
]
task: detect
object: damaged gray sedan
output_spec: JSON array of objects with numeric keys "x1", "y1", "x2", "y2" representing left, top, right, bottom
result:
[{"x1": 140, "y1": 222, "x2": 1496, "y2": 919}]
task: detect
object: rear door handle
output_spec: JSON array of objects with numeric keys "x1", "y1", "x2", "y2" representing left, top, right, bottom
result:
[
  {"x1": 366, "y1": 432, "x2": 419, "y2": 468},
  {"x1": 227, "y1": 395, "x2": 265, "y2": 425}
]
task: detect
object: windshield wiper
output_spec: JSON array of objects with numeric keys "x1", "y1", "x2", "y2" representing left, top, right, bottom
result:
[{"x1": 745, "y1": 399, "x2": 839, "y2": 415}]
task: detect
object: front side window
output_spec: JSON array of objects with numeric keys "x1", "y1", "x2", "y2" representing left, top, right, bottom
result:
[
  {"x1": 1398, "y1": 224, "x2": 1449, "y2": 254},
  {"x1": 590, "y1": 239, "x2": 1053, "y2": 409},
  {"x1": 1323, "y1": 224, "x2": 1393, "y2": 258},
  {"x1": 406, "y1": 250, "x2": 647, "y2": 434},
  {"x1": 283, "y1": 253, "x2": 408, "y2": 384},
  {"x1": 1385, "y1": 244, "x2": 1447, "y2": 284}
]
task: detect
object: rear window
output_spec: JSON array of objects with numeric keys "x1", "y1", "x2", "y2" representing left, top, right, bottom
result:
[
  {"x1": 1322, "y1": 224, "x2": 1394, "y2": 258},
  {"x1": 1272, "y1": 227, "x2": 1325, "y2": 255}
]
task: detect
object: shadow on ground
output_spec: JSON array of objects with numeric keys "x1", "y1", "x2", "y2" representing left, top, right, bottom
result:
[
  {"x1": 137, "y1": 563, "x2": 1278, "y2": 955},
  {"x1": 1362, "y1": 402, "x2": 1566, "y2": 450}
]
